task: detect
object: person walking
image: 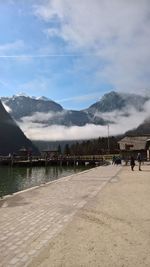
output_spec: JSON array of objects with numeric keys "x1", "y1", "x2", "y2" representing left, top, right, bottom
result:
[
  {"x1": 112, "y1": 155, "x2": 116, "y2": 165},
  {"x1": 130, "y1": 156, "x2": 135, "y2": 171},
  {"x1": 137, "y1": 153, "x2": 142, "y2": 171}
]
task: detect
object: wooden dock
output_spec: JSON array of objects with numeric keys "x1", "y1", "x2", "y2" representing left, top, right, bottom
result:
[{"x1": 0, "y1": 155, "x2": 106, "y2": 167}]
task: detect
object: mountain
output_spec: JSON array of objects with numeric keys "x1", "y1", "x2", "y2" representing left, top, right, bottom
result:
[
  {"x1": 0, "y1": 100, "x2": 39, "y2": 155},
  {"x1": 1, "y1": 91, "x2": 150, "y2": 128},
  {"x1": 1, "y1": 94, "x2": 105, "y2": 126},
  {"x1": 86, "y1": 91, "x2": 148, "y2": 113},
  {"x1": 87, "y1": 91, "x2": 125, "y2": 113},
  {"x1": 1, "y1": 95, "x2": 63, "y2": 121}
]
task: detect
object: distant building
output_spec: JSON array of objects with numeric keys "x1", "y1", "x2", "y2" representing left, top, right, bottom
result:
[
  {"x1": 18, "y1": 147, "x2": 32, "y2": 160},
  {"x1": 118, "y1": 135, "x2": 150, "y2": 160},
  {"x1": 18, "y1": 147, "x2": 28, "y2": 157}
]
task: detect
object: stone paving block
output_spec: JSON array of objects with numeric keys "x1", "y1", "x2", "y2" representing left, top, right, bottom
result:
[
  {"x1": 28, "y1": 249, "x2": 37, "y2": 256},
  {"x1": 20, "y1": 255, "x2": 29, "y2": 263},
  {"x1": 8, "y1": 257, "x2": 20, "y2": 265},
  {"x1": 0, "y1": 165, "x2": 121, "y2": 267},
  {"x1": 9, "y1": 245, "x2": 18, "y2": 251}
]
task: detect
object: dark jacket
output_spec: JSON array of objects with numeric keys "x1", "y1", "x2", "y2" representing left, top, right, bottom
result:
[{"x1": 130, "y1": 156, "x2": 135, "y2": 166}]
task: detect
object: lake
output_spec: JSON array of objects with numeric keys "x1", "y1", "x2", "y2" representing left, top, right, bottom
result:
[{"x1": 0, "y1": 165, "x2": 90, "y2": 198}]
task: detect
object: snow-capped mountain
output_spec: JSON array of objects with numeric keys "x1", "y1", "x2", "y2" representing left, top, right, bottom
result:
[
  {"x1": 1, "y1": 95, "x2": 63, "y2": 121},
  {"x1": 1, "y1": 91, "x2": 150, "y2": 132},
  {"x1": 1, "y1": 94, "x2": 104, "y2": 126}
]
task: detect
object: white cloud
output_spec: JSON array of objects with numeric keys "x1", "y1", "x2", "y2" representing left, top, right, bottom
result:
[
  {"x1": 57, "y1": 91, "x2": 101, "y2": 104},
  {"x1": 34, "y1": 0, "x2": 150, "y2": 93},
  {"x1": 0, "y1": 40, "x2": 33, "y2": 63},
  {"x1": 0, "y1": 40, "x2": 25, "y2": 55},
  {"x1": 19, "y1": 77, "x2": 51, "y2": 94},
  {"x1": 18, "y1": 122, "x2": 108, "y2": 141},
  {"x1": 20, "y1": 110, "x2": 67, "y2": 123}
]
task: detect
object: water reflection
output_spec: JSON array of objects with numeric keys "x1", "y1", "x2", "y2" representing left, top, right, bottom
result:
[{"x1": 0, "y1": 165, "x2": 89, "y2": 198}]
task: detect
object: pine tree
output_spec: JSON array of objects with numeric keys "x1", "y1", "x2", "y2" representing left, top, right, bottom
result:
[
  {"x1": 57, "y1": 144, "x2": 62, "y2": 154},
  {"x1": 64, "y1": 144, "x2": 70, "y2": 155}
]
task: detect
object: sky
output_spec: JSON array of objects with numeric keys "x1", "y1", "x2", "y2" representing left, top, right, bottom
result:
[{"x1": 0, "y1": 0, "x2": 150, "y2": 111}]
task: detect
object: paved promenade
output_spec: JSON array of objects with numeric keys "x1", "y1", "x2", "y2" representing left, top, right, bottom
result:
[
  {"x1": 30, "y1": 164, "x2": 150, "y2": 267},
  {"x1": 0, "y1": 165, "x2": 121, "y2": 267}
]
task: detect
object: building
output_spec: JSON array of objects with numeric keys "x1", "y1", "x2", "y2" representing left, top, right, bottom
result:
[{"x1": 118, "y1": 135, "x2": 150, "y2": 161}]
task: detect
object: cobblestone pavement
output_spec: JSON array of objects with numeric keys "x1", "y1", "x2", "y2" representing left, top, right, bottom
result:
[{"x1": 0, "y1": 165, "x2": 121, "y2": 267}]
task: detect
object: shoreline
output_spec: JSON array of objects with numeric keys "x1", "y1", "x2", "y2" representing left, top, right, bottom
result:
[{"x1": 0, "y1": 166, "x2": 95, "y2": 201}]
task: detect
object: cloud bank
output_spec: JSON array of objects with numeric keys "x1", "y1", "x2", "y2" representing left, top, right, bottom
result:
[{"x1": 17, "y1": 99, "x2": 150, "y2": 141}]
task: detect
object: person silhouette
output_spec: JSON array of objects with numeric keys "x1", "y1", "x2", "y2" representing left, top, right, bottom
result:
[
  {"x1": 130, "y1": 156, "x2": 135, "y2": 171},
  {"x1": 137, "y1": 153, "x2": 142, "y2": 171}
]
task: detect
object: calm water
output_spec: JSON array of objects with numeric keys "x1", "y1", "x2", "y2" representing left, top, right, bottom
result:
[{"x1": 0, "y1": 165, "x2": 90, "y2": 198}]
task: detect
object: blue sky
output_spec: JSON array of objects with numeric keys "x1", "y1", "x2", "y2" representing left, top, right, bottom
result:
[{"x1": 0, "y1": 0, "x2": 150, "y2": 110}]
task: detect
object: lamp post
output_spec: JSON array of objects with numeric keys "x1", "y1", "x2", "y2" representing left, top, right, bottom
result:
[{"x1": 107, "y1": 124, "x2": 110, "y2": 154}]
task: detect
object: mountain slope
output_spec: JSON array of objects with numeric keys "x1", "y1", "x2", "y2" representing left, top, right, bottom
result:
[
  {"x1": 87, "y1": 91, "x2": 126, "y2": 113},
  {"x1": 0, "y1": 101, "x2": 39, "y2": 155},
  {"x1": 126, "y1": 118, "x2": 150, "y2": 135}
]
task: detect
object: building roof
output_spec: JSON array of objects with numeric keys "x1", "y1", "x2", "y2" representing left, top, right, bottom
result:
[{"x1": 118, "y1": 135, "x2": 150, "y2": 150}]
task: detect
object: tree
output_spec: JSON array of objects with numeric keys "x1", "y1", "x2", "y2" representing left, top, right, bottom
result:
[
  {"x1": 57, "y1": 144, "x2": 62, "y2": 154},
  {"x1": 64, "y1": 144, "x2": 70, "y2": 155}
]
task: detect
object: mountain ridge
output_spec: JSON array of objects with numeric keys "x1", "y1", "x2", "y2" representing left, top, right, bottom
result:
[{"x1": 1, "y1": 90, "x2": 150, "y2": 134}]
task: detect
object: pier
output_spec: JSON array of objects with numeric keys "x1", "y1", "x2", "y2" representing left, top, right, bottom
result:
[{"x1": 0, "y1": 155, "x2": 106, "y2": 167}]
